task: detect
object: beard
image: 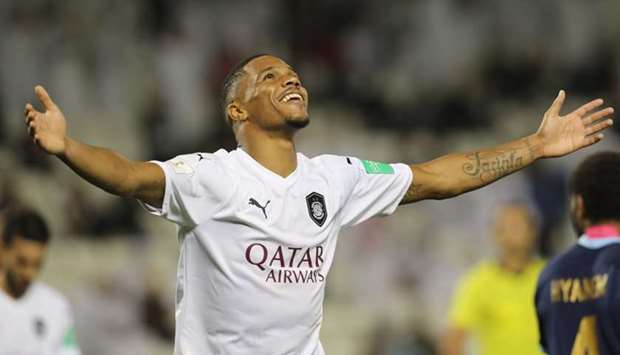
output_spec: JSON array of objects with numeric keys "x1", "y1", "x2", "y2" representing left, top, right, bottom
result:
[
  {"x1": 6, "y1": 270, "x2": 28, "y2": 298},
  {"x1": 285, "y1": 115, "x2": 310, "y2": 129}
]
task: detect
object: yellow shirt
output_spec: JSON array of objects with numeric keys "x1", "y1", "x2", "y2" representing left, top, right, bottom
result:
[{"x1": 449, "y1": 259, "x2": 546, "y2": 355}]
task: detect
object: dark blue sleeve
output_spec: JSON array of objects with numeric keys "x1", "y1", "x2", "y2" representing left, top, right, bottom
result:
[
  {"x1": 535, "y1": 272, "x2": 549, "y2": 353},
  {"x1": 595, "y1": 249, "x2": 620, "y2": 352}
]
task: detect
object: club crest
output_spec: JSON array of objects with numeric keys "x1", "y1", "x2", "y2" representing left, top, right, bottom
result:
[
  {"x1": 33, "y1": 317, "x2": 46, "y2": 338},
  {"x1": 306, "y1": 192, "x2": 327, "y2": 226}
]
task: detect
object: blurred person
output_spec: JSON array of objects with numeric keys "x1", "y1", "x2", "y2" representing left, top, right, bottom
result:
[
  {"x1": 0, "y1": 209, "x2": 81, "y2": 355},
  {"x1": 535, "y1": 152, "x2": 620, "y2": 355},
  {"x1": 367, "y1": 319, "x2": 436, "y2": 355},
  {"x1": 22, "y1": 54, "x2": 613, "y2": 355},
  {"x1": 440, "y1": 202, "x2": 544, "y2": 355},
  {"x1": 142, "y1": 269, "x2": 175, "y2": 342},
  {"x1": 526, "y1": 164, "x2": 568, "y2": 257},
  {"x1": 0, "y1": 189, "x2": 18, "y2": 289},
  {"x1": 70, "y1": 260, "x2": 169, "y2": 355},
  {"x1": 0, "y1": 216, "x2": 4, "y2": 290}
]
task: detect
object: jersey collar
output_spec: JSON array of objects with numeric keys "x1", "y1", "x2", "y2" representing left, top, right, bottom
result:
[
  {"x1": 0, "y1": 281, "x2": 38, "y2": 305},
  {"x1": 235, "y1": 147, "x2": 302, "y2": 189},
  {"x1": 578, "y1": 224, "x2": 620, "y2": 249}
]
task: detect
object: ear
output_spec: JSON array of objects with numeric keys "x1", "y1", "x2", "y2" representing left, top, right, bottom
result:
[
  {"x1": 575, "y1": 194, "x2": 586, "y2": 220},
  {"x1": 227, "y1": 102, "x2": 248, "y2": 125},
  {"x1": 570, "y1": 193, "x2": 587, "y2": 224}
]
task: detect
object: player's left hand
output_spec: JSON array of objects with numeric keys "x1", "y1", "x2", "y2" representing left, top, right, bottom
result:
[
  {"x1": 535, "y1": 90, "x2": 614, "y2": 158},
  {"x1": 24, "y1": 85, "x2": 68, "y2": 155}
]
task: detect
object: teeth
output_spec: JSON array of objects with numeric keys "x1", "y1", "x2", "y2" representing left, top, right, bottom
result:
[{"x1": 283, "y1": 93, "x2": 302, "y2": 102}]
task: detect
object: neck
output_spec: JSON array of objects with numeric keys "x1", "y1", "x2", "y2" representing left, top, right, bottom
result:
[
  {"x1": 498, "y1": 251, "x2": 532, "y2": 273},
  {"x1": 586, "y1": 221, "x2": 620, "y2": 231},
  {"x1": 238, "y1": 126, "x2": 298, "y2": 178}
]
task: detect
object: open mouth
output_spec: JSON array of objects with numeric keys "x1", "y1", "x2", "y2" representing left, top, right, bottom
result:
[{"x1": 280, "y1": 93, "x2": 304, "y2": 103}]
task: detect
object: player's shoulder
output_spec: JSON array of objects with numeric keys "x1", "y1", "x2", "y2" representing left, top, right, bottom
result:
[
  {"x1": 594, "y1": 243, "x2": 620, "y2": 269},
  {"x1": 459, "y1": 260, "x2": 497, "y2": 285},
  {"x1": 168, "y1": 149, "x2": 229, "y2": 165},
  {"x1": 29, "y1": 282, "x2": 71, "y2": 309},
  {"x1": 530, "y1": 258, "x2": 547, "y2": 274},
  {"x1": 537, "y1": 244, "x2": 584, "y2": 285},
  {"x1": 303, "y1": 154, "x2": 361, "y2": 180},
  {"x1": 307, "y1": 154, "x2": 357, "y2": 169},
  {"x1": 309, "y1": 154, "x2": 408, "y2": 178},
  {"x1": 162, "y1": 149, "x2": 231, "y2": 174}
]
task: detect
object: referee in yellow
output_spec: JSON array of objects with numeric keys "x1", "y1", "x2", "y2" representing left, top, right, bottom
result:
[{"x1": 440, "y1": 202, "x2": 545, "y2": 355}]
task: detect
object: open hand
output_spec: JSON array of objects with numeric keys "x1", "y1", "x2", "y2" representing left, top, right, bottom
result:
[
  {"x1": 536, "y1": 90, "x2": 614, "y2": 158},
  {"x1": 24, "y1": 85, "x2": 67, "y2": 155}
]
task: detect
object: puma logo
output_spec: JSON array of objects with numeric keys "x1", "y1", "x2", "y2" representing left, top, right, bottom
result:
[{"x1": 249, "y1": 198, "x2": 270, "y2": 219}]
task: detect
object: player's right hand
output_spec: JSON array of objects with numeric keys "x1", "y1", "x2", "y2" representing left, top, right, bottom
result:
[{"x1": 24, "y1": 85, "x2": 68, "y2": 155}]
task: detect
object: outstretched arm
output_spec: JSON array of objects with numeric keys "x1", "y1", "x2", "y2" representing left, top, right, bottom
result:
[
  {"x1": 24, "y1": 85, "x2": 165, "y2": 207},
  {"x1": 401, "y1": 91, "x2": 614, "y2": 204}
]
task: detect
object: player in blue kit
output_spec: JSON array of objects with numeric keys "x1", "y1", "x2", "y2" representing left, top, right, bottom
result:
[{"x1": 535, "y1": 151, "x2": 620, "y2": 355}]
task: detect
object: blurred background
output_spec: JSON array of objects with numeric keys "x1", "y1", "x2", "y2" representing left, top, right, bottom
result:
[{"x1": 0, "y1": 0, "x2": 619, "y2": 354}]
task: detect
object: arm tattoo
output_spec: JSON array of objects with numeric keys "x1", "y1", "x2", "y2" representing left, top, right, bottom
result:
[
  {"x1": 400, "y1": 135, "x2": 542, "y2": 204},
  {"x1": 462, "y1": 150, "x2": 524, "y2": 182},
  {"x1": 461, "y1": 136, "x2": 542, "y2": 183}
]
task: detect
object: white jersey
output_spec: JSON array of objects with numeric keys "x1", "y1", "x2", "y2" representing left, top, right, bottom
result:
[
  {"x1": 142, "y1": 148, "x2": 412, "y2": 355},
  {"x1": 0, "y1": 282, "x2": 81, "y2": 355}
]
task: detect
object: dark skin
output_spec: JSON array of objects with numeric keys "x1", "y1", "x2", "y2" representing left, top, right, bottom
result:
[
  {"x1": 227, "y1": 56, "x2": 309, "y2": 178},
  {"x1": 24, "y1": 55, "x2": 614, "y2": 209},
  {"x1": 569, "y1": 194, "x2": 620, "y2": 235}
]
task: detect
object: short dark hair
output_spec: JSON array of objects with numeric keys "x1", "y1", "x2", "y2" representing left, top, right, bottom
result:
[
  {"x1": 220, "y1": 54, "x2": 269, "y2": 124},
  {"x1": 570, "y1": 151, "x2": 620, "y2": 223},
  {"x1": 2, "y1": 209, "x2": 50, "y2": 246}
]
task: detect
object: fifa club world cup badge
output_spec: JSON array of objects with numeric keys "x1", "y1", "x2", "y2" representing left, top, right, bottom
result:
[{"x1": 306, "y1": 192, "x2": 327, "y2": 227}]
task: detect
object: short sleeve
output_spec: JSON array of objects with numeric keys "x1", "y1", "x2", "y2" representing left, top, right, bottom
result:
[
  {"x1": 534, "y1": 281, "x2": 548, "y2": 353},
  {"x1": 57, "y1": 302, "x2": 81, "y2": 355},
  {"x1": 449, "y1": 270, "x2": 483, "y2": 330},
  {"x1": 139, "y1": 152, "x2": 234, "y2": 227},
  {"x1": 340, "y1": 157, "x2": 412, "y2": 227},
  {"x1": 58, "y1": 325, "x2": 80, "y2": 355}
]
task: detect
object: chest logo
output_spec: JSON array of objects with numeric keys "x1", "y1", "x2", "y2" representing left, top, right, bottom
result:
[
  {"x1": 306, "y1": 192, "x2": 327, "y2": 226},
  {"x1": 249, "y1": 198, "x2": 270, "y2": 219},
  {"x1": 33, "y1": 317, "x2": 46, "y2": 338}
]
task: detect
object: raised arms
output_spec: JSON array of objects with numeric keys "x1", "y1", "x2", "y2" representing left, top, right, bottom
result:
[
  {"x1": 24, "y1": 86, "x2": 165, "y2": 207},
  {"x1": 401, "y1": 91, "x2": 614, "y2": 204}
]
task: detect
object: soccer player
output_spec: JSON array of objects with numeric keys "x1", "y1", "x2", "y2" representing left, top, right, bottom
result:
[
  {"x1": 535, "y1": 152, "x2": 620, "y2": 355},
  {"x1": 0, "y1": 209, "x2": 81, "y2": 355},
  {"x1": 441, "y1": 202, "x2": 545, "y2": 355},
  {"x1": 23, "y1": 54, "x2": 613, "y2": 354}
]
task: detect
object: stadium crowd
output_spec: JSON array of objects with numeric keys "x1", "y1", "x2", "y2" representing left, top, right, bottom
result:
[{"x1": 0, "y1": 0, "x2": 618, "y2": 354}]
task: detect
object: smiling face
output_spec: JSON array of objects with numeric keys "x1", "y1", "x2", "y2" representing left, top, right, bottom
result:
[{"x1": 227, "y1": 55, "x2": 309, "y2": 132}]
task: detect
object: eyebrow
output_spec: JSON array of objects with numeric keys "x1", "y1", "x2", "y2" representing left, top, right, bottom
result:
[{"x1": 257, "y1": 65, "x2": 296, "y2": 78}]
